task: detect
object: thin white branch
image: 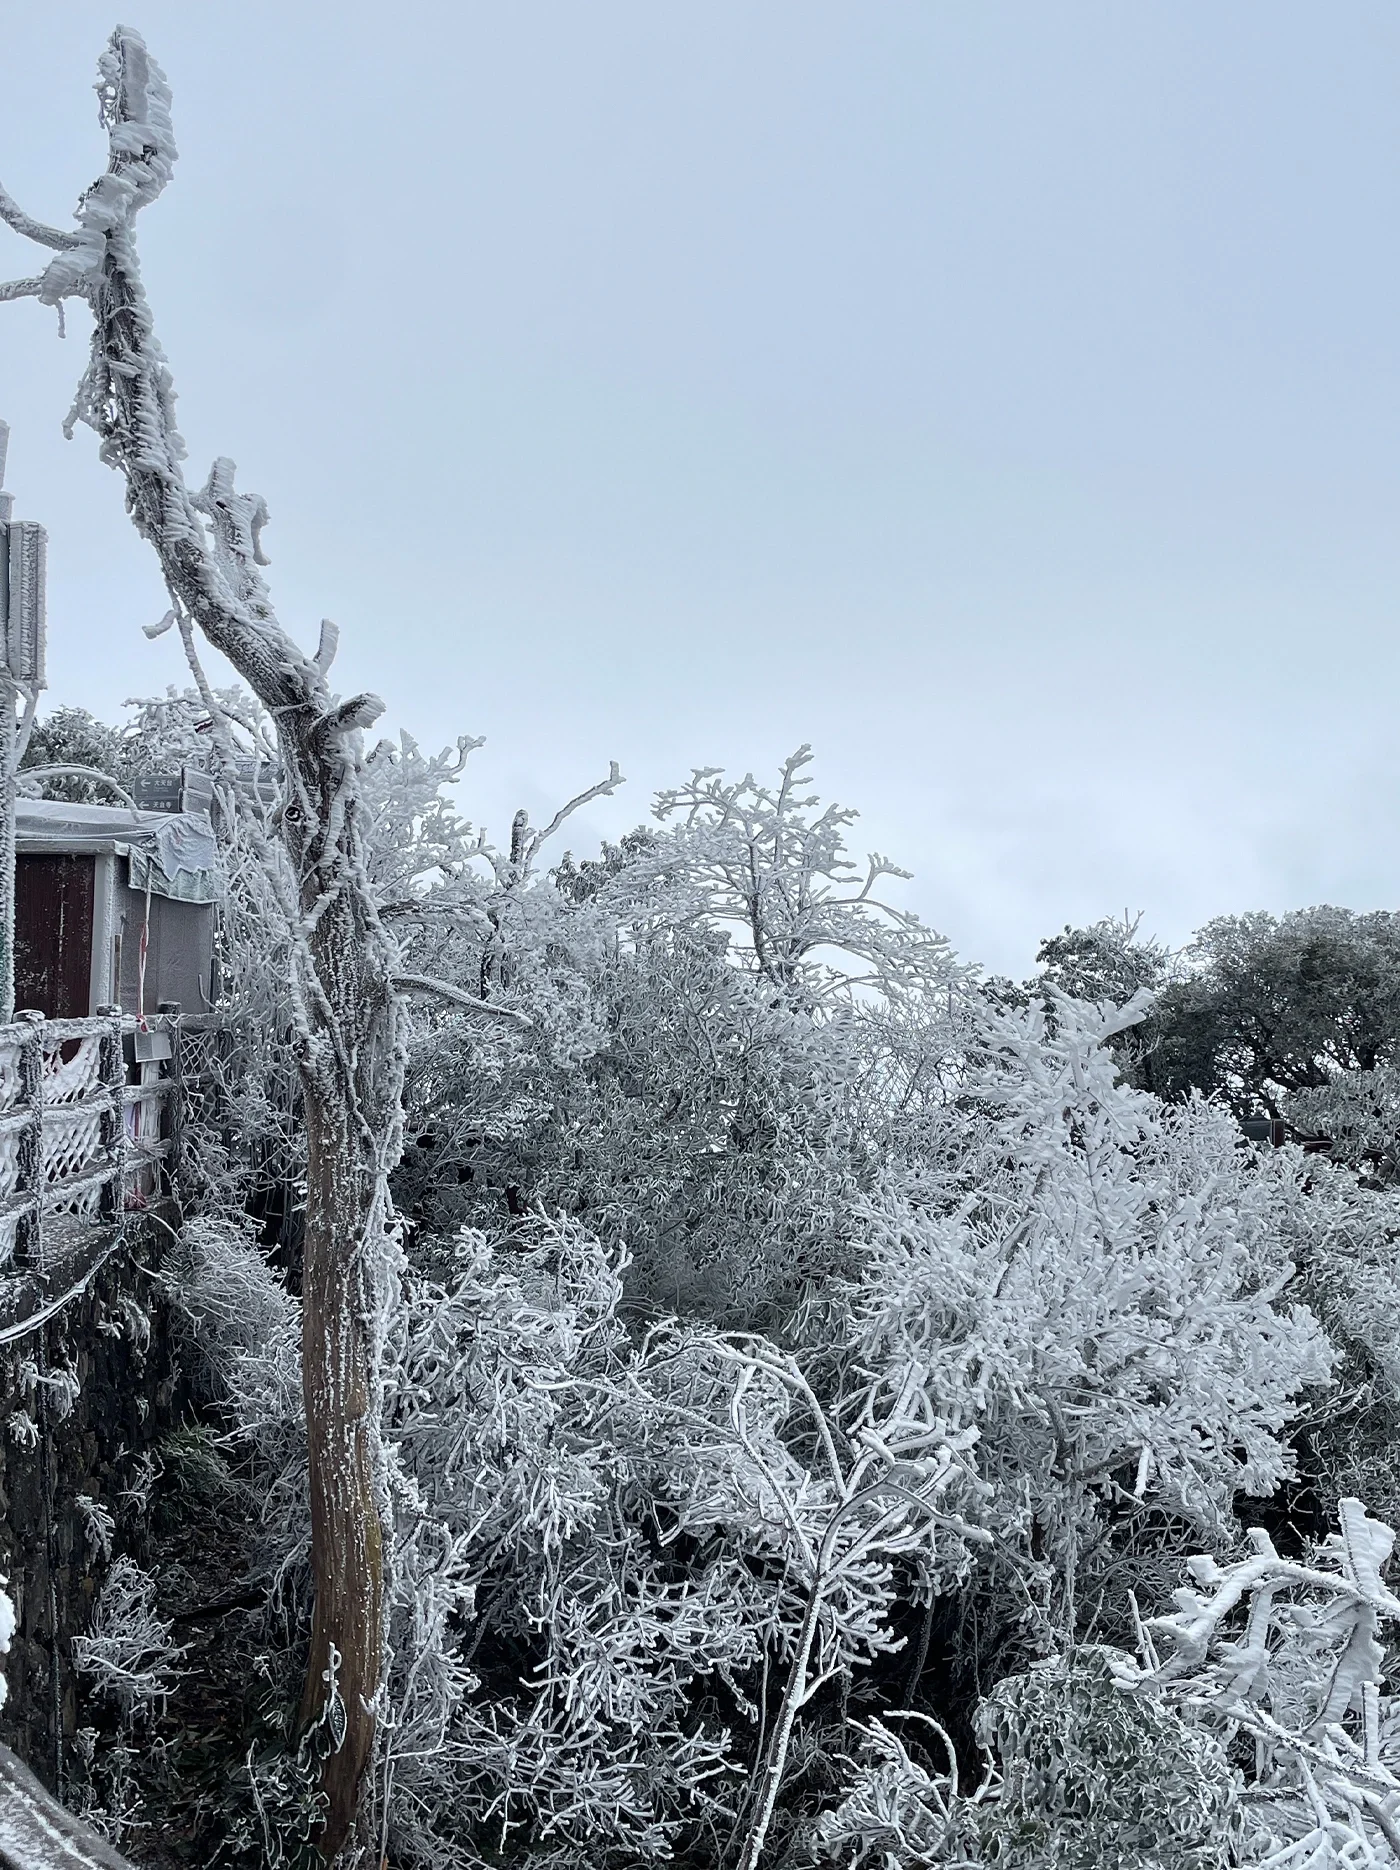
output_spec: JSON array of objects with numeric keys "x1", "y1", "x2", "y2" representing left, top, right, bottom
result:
[
  {"x1": 0, "y1": 183, "x2": 81, "y2": 250},
  {"x1": 393, "y1": 975, "x2": 531, "y2": 1024},
  {"x1": 19, "y1": 764, "x2": 138, "y2": 808},
  {"x1": 526, "y1": 761, "x2": 625, "y2": 863}
]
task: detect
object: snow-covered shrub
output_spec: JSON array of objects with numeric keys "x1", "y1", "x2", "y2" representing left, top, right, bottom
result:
[
  {"x1": 1290, "y1": 1066, "x2": 1400, "y2": 1184},
  {"x1": 379, "y1": 1219, "x2": 760, "y2": 1867},
  {"x1": 175, "y1": 1218, "x2": 303, "y2": 1447},
  {"x1": 650, "y1": 1336, "x2": 988, "y2": 1870},
  {"x1": 1143, "y1": 1498, "x2": 1400, "y2": 1865},
  {"x1": 1261, "y1": 1162, "x2": 1400, "y2": 1544},
  {"x1": 813, "y1": 1714, "x2": 981, "y2": 1869},
  {"x1": 846, "y1": 990, "x2": 1335, "y2": 1638},
  {"x1": 522, "y1": 930, "x2": 880, "y2": 1320},
  {"x1": 71, "y1": 1726, "x2": 153, "y2": 1854},
  {"x1": 973, "y1": 1647, "x2": 1245, "y2": 1869},
  {"x1": 377, "y1": 1214, "x2": 992, "y2": 1870},
  {"x1": 172, "y1": 1217, "x2": 306, "y2": 1598},
  {"x1": 73, "y1": 1555, "x2": 186, "y2": 1724},
  {"x1": 815, "y1": 1649, "x2": 1245, "y2": 1870},
  {"x1": 819, "y1": 1500, "x2": 1400, "y2": 1870}
]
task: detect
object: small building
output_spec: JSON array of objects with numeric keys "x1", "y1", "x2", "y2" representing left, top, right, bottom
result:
[
  {"x1": 14, "y1": 793, "x2": 218, "y2": 1019},
  {"x1": 1239, "y1": 1114, "x2": 1333, "y2": 1156}
]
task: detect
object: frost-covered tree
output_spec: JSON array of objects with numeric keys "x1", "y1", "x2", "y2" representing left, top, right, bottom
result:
[
  {"x1": 17, "y1": 704, "x2": 139, "y2": 803},
  {"x1": 846, "y1": 990, "x2": 1335, "y2": 1639},
  {"x1": 2, "y1": 34, "x2": 405, "y2": 1855},
  {"x1": 1033, "y1": 913, "x2": 1173, "y2": 1009},
  {"x1": 1029, "y1": 913, "x2": 1175, "y2": 1090},
  {"x1": 392, "y1": 751, "x2": 969, "y2": 1324},
  {"x1": 648, "y1": 746, "x2": 955, "y2": 1006}
]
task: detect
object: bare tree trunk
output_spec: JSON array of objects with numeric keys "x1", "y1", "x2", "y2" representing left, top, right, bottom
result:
[
  {"x1": 293, "y1": 867, "x2": 399, "y2": 1854},
  {"x1": 1, "y1": 33, "x2": 403, "y2": 1860},
  {"x1": 300, "y1": 1085, "x2": 384, "y2": 1846}
]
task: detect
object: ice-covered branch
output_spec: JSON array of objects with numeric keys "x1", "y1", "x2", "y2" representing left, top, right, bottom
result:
[
  {"x1": 18, "y1": 764, "x2": 138, "y2": 807},
  {"x1": 516, "y1": 761, "x2": 625, "y2": 874},
  {"x1": 0, "y1": 182, "x2": 82, "y2": 250},
  {"x1": 393, "y1": 975, "x2": 531, "y2": 1023}
]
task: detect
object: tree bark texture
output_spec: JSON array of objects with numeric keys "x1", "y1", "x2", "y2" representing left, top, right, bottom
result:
[{"x1": 294, "y1": 860, "x2": 399, "y2": 1856}]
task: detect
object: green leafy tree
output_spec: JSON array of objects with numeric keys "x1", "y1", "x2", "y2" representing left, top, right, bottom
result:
[
  {"x1": 18, "y1": 703, "x2": 142, "y2": 802},
  {"x1": 1153, "y1": 908, "x2": 1400, "y2": 1119},
  {"x1": 1029, "y1": 913, "x2": 1174, "y2": 1089}
]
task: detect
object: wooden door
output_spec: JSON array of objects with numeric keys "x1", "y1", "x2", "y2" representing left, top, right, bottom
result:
[{"x1": 15, "y1": 855, "x2": 95, "y2": 1018}]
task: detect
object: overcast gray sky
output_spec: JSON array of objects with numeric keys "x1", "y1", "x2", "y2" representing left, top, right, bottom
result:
[{"x1": 2, "y1": 3, "x2": 1398, "y2": 976}]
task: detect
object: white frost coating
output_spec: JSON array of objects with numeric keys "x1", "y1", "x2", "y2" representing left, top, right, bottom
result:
[
  {"x1": 1135, "y1": 1501, "x2": 1400, "y2": 1865},
  {"x1": 650, "y1": 745, "x2": 959, "y2": 1003},
  {"x1": 0, "y1": 1579, "x2": 14, "y2": 1710},
  {"x1": 72, "y1": 1555, "x2": 186, "y2": 1722},
  {"x1": 0, "y1": 1742, "x2": 140, "y2": 1867}
]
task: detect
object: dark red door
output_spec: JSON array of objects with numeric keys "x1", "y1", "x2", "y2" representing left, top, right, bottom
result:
[{"x1": 15, "y1": 855, "x2": 95, "y2": 1018}]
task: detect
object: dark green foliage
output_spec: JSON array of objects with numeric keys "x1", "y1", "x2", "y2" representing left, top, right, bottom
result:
[
  {"x1": 19, "y1": 705, "x2": 144, "y2": 802},
  {"x1": 1152, "y1": 908, "x2": 1400, "y2": 1118},
  {"x1": 1033, "y1": 915, "x2": 1170, "y2": 1008},
  {"x1": 1028, "y1": 915, "x2": 1170, "y2": 1088},
  {"x1": 973, "y1": 1649, "x2": 1245, "y2": 1870},
  {"x1": 1033, "y1": 906, "x2": 1400, "y2": 1119}
]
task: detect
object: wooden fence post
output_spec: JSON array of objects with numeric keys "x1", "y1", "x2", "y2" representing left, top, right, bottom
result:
[
  {"x1": 157, "y1": 1000, "x2": 181, "y2": 1200},
  {"x1": 12, "y1": 1008, "x2": 43, "y2": 1271},
  {"x1": 96, "y1": 1005, "x2": 124, "y2": 1223}
]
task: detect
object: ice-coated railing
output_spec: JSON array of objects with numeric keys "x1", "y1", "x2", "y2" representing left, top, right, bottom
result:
[{"x1": 0, "y1": 1006, "x2": 191, "y2": 1270}]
